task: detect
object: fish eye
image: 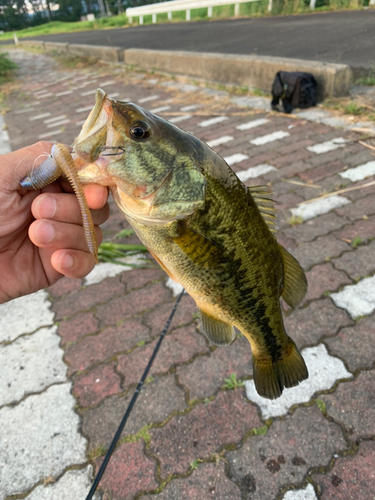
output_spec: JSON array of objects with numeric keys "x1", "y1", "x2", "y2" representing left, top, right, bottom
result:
[{"x1": 130, "y1": 121, "x2": 151, "y2": 140}]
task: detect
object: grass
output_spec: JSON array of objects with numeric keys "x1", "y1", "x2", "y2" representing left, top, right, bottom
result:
[
  {"x1": 0, "y1": 52, "x2": 17, "y2": 85},
  {"x1": 351, "y1": 236, "x2": 363, "y2": 248},
  {"x1": 222, "y1": 373, "x2": 244, "y2": 390},
  {"x1": 355, "y1": 75, "x2": 375, "y2": 86},
  {"x1": 343, "y1": 102, "x2": 364, "y2": 115},
  {"x1": 97, "y1": 242, "x2": 147, "y2": 265}
]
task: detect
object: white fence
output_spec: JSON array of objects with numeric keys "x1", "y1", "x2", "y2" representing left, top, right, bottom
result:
[{"x1": 126, "y1": 0, "x2": 263, "y2": 24}]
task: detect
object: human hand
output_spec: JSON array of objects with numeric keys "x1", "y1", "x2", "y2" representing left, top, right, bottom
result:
[{"x1": 0, "y1": 141, "x2": 110, "y2": 304}]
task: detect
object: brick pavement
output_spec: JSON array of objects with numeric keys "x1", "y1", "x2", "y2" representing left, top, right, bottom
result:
[{"x1": 0, "y1": 48, "x2": 374, "y2": 499}]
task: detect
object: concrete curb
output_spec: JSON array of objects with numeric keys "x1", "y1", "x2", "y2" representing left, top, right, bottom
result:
[{"x1": 19, "y1": 40, "x2": 351, "y2": 99}]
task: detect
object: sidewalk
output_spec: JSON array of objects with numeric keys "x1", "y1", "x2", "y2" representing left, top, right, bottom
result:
[{"x1": 0, "y1": 49, "x2": 374, "y2": 500}]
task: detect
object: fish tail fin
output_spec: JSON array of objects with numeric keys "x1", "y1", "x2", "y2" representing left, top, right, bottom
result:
[{"x1": 253, "y1": 339, "x2": 308, "y2": 400}]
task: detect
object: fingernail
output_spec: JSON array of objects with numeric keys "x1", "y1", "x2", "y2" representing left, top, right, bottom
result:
[
  {"x1": 36, "y1": 220, "x2": 55, "y2": 244},
  {"x1": 59, "y1": 252, "x2": 74, "y2": 271},
  {"x1": 35, "y1": 194, "x2": 57, "y2": 219}
]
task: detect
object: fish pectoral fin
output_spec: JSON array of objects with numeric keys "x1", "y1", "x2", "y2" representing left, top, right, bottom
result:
[
  {"x1": 199, "y1": 309, "x2": 236, "y2": 346},
  {"x1": 173, "y1": 226, "x2": 225, "y2": 268},
  {"x1": 279, "y1": 244, "x2": 307, "y2": 309},
  {"x1": 253, "y1": 339, "x2": 308, "y2": 400}
]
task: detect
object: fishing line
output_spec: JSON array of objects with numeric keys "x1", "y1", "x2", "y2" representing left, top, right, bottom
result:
[{"x1": 85, "y1": 288, "x2": 185, "y2": 500}]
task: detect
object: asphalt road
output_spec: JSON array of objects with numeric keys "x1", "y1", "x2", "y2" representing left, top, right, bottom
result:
[{"x1": 4, "y1": 10, "x2": 375, "y2": 69}]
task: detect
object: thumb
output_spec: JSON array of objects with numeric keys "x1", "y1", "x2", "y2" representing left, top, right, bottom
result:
[{"x1": 1, "y1": 141, "x2": 53, "y2": 193}]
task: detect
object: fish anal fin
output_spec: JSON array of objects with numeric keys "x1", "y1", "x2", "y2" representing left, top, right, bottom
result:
[
  {"x1": 279, "y1": 244, "x2": 307, "y2": 309},
  {"x1": 253, "y1": 339, "x2": 308, "y2": 400},
  {"x1": 199, "y1": 309, "x2": 236, "y2": 346}
]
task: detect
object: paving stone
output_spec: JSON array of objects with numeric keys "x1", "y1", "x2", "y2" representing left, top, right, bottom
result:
[
  {"x1": 153, "y1": 462, "x2": 242, "y2": 500},
  {"x1": 143, "y1": 293, "x2": 196, "y2": 337},
  {"x1": 334, "y1": 215, "x2": 375, "y2": 244},
  {"x1": 320, "y1": 371, "x2": 375, "y2": 440},
  {"x1": 331, "y1": 241, "x2": 375, "y2": 280},
  {"x1": 95, "y1": 282, "x2": 172, "y2": 326},
  {"x1": 236, "y1": 164, "x2": 276, "y2": 181},
  {"x1": 165, "y1": 277, "x2": 185, "y2": 296},
  {"x1": 275, "y1": 193, "x2": 305, "y2": 212},
  {"x1": 0, "y1": 290, "x2": 54, "y2": 342},
  {"x1": 24, "y1": 466, "x2": 99, "y2": 500},
  {"x1": 307, "y1": 138, "x2": 348, "y2": 155},
  {"x1": 53, "y1": 276, "x2": 125, "y2": 320},
  {"x1": 290, "y1": 195, "x2": 351, "y2": 222},
  {"x1": 282, "y1": 212, "x2": 348, "y2": 243},
  {"x1": 331, "y1": 276, "x2": 375, "y2": 318},
  {"x1": 299, "y1": 160, "x2": 346, "y2": 182},
  {"x1": 339, "y1": 160, "x2": 375, "y2": 182},
  {"x1": 335, "y1": 194, "x2": 375, "y2": 221},
  {"x1": 290, "y1": 235, "x2": 348, "y2": 270},
  {"x1": 282, "y1": 484, "x2": 318, "y2": 500},
  {"x1": 177, "y1": 334, "x2": 252, "y2": 401},
  {"x1": 283, "y1": 299, "x2": 352, "y2": 349},
  {"x1": 0, "y1": 383, "x2": 86, "y2": 499},
  {"x1": 65, "y1": 318, "x2": 150, "y2": 375},
  {"x1": 120, "y1": 266, "x2": 165, "y2": 291},
  {"x1": 245, "y1": 344, "x2": 352, "y2": 419},
  {"x1": 0, "y1": 326, "x2": 66, "y2": 407},
  {"x1": 149, "y1": 390, "x2": 261, "y2": 478},
  {"x1": 304, "y1": 263, "x2": 352, "y2": 302},
  {"x1": 83, "y1": 256, "x2": 147, "y2": 286},
  {"x1": 325, "y1": 315, "x2": 375, "y2": 372},
  {"x1": 95, "y1": 440, "x2": 158, "y2": 500},
  {"x1": 58, "y1": 311, "x2": 99, "y2": 346},
  {"x1": 227, "y1": 406, "x2": 348, "y2": 500},
  {"x1": 47, "y1": 277, "x2": 82, "y2": 298},
  {"x1": 73, "y1": 362, "x2": 122, "y2": 407},
  {"x1": 117, "y1": 324, "x2": 208, "y2": 388},
  {"x1": 312, "y1": 441, "x2": 375, "y2": 499},
  {"x1": 83, "y1": 375, "x2": 187, "y2": 450}
]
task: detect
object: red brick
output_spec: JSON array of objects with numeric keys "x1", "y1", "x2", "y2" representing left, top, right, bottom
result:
[
  {"x1": 313, "y1": 441, "x2": 375, "y2": 500},
  {"x1": 65, "y1": 318, "x2": 150, "y2": 375},
  {"x1": 74, "y1": 362, "x2": 121, "y2": 407},
  {"x1": 177, "y1": 334, "x2": 252, "y2": 401},
  {"x1": 290, "y1": 235, "x2": 348, "y2": 270},
  {"x1": 96, "y1": 441, "x2": 158, "y2": 500},
  {"x1": 334, "y1": 215, "x2": 375, "y2": 244},
  {"x1": 304, "y1": 263, "x2": 352, "y2": 301},
  {"x1": 52, "y1": 276, "x2": 125, "y2": 320},
  {"x1": 58, "y1": 312, "x2": 99, "y2": 346},
  {"x1": 299, "y1": 160, "x2": 346, "y2": 182},
  {"x1": 149, "y1": 390, "x2": 261, "y2": 477},
  {"x1": 48, "y1": 277, "x2": 82, "y2": 298},
  {"x1": 120, "y1": 266, "x2": 165, "y2": 291},
  {"x1": 95, "y1": 282, "x2": 172, "y2": 326},
  {"x1": 117, "y1": 324, "x2": 208, "y2": 388}
]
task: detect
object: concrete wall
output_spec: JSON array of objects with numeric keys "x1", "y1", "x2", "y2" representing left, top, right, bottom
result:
[{"x1": 18, "y1": 41, "x2": 351, "y2": 99}]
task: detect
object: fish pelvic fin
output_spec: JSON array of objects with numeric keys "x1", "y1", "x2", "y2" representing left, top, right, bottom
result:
[
  {"x1": 199, "y1": 309, "x2": 236, "y2": 346},
  {"x1": 253, "y1": 339, "x2": 308, "y2": 400},
  {"x1": 279, "y1": 244, "x2": 308, "y2": 309}
]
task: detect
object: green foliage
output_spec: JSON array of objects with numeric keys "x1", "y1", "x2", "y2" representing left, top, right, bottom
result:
[
  {"x1": 253, "y1": 425, "x2": 268, "y2": 435},
  {"x1": 315, "y1": 399, "x2": 326, "y2": 414},
  {"x1": 223, "y1": 373, "x2": 245, "y2": 390},
  {"x1": 351, "y1": 236, "x2": 363, "y2": 248},
  {"x1": 343, "y1": 102, "x2": 364, "y2": 115},
  {"x1": 97, "y1": 241, "x2": 147, "y2": 265},
  {"x1": 190, "y1": 459, "x2": 202, "y2": 470},
  {"x1": 355, "y1": 75, "x2": 375, "y2": 86},
  {"x1": 0, "y1": 52, "x2": 17, "y2": 77}
]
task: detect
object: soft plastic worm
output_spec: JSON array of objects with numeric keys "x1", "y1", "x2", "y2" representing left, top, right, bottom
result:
[{"x1": 51, "y1": 144, "x2": 99, "y2": 264}]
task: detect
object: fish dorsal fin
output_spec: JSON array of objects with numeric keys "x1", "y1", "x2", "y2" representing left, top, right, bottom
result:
[
  {"x1": 199, "y1": 309, "x2": 236, "y2": 346},
  {"x1": 279, "y1": 244, "x2": 307, "y2": 309},
  {"x1": 247, "y1": 186, "x2": 276, "y2": 232}
]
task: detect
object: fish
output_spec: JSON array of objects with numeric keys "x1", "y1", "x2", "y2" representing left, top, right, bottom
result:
[{"x1": 21, "y1": 88, "x2": 308, "y2": 400}]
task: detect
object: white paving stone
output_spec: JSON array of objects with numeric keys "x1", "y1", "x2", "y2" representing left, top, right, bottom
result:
[
  {"x1": 245, "y1": 344, "x2": 352, "y2": 419},
  {"x1": 296, "y1": 109, "x2": 331, "y2": 121},
  {"x1": 0, "y1": 383, "x2": 87, "y2": 499},
  {"x1": 290, "y1": 195, "x2": 350, "y2": 221},
  {"x1": 166, "y1": 277, "x2": 184, "y2": 296},
  {"x1": 0, "y1": 325, "x2": 66, "y2": 407},
  {"x1": 47, "y1": 119, "x2": 70, "y2": 128},
  {"x1": 251, "y1": 130, "x2": 290, "y2": 146},
  {"x1": 99, "y1": 80, "x2": 115, "y2": 86},
  {"x1": 339, "y1": 160, "x2": 375, "y2": 182},
  {"x1": 331, "y1": 275, "x2": 375, "y2": 319},
  {"x1": 236, "y1": 164, "x2": 277, "y2": 181},
  {"x1": 84, "y1": 255, "x2": 147, "y2": 286},
  {"x1": 207, "y1": 135, "x2": 234, "y2": 148},
  {"x1": 236, "y1": 118, "x2": 269, "y2": 131},
  {"x1": 231, "y1": 96, "x2": 270, "y2": 110},
  {"x1": 180, "y1": 104, "x2": 200, "y2": 112},
  {"x1": 55, "y1": 90, "x2": 73, "y2": 97},
  {"x1": 44, "y1": 114, "x2": 67, "y2": 123},
  {"x1": 307, "y1": 137, "x2": 348, "y2": 154},
  {"x1": 0, "y1": 115, "x2": 11, "y2": 154},
  {"x1": 38, "y1": 129, "x2": 62, "y2": 139},
  {"x1": 138, "y1": 94, "x2": 159, "y2": 104},
  {"x1": 169, "y1": 114, "x2": 192, "y2": 124},
  {"x1": 24, "y1": 466, "x2": 99, "y2": 500},
  {"x1": 224, "y1": 153, "x2": 249, "y2": 166},
  {"x1": 150, "y1": 105, "x2": 171, "y2": 113},
  {"x1": 80, "y1": 88, "x2": 97, "y2": 96},
  {"x1": 0, "y1": 290, "x2": 54, "y2": 342},
  {"x1": 29, "y1": 112, "x2": 51, "y2": 121},
  {"x1": 76, "y1": 105, "x2": 94, "y2": 113},
  {"x1": 282, "y1": 484, "x2": 318, "y2": 500},
  {"x1": 199, "y1": 116, "x2": 228, "y2": 127},
  {"x1": 38, "y1": 93, "x2": 53, "y2": 99}
]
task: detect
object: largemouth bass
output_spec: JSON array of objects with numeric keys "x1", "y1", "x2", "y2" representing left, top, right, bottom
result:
[{"x1": 21, "y1": 89, "x2": 308, "y2": 400}]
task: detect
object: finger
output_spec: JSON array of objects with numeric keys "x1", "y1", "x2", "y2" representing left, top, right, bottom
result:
[
  {"x1": 51, "y1": 248, "x2": 97, "y2": 279},
  {"x1": 32, "y1": 192, "x2": 110, "y2": 226},
  {"x1": 29, "y1": 219, "x2": 103, "y2": 253}
]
